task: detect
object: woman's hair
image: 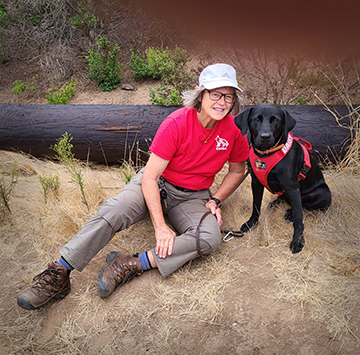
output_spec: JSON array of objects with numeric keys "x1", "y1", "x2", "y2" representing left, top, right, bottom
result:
[{"x1": 182, "y1": 86, "x2": 242, "y2": 116}]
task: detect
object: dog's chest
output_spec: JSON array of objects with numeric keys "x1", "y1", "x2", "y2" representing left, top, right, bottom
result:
[
  {"x1": 250, "y1": 133, "x2": 293, "y2": 186},
  {"x1": 249, "y1": 133, "x2": 312, "y2": 195},
  {"x1": 250, "y1": 148, "x2": 286, "y2": 191}
]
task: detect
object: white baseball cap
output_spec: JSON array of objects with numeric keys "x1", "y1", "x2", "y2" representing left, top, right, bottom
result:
[{"x1": 199, "y1": 63, "x2": 242, "y2": 92}]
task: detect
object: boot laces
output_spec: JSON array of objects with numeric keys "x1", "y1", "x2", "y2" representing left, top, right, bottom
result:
[
  {"x1": 115, "y1": 262, "x2": 138, "y2": 285},
  {"x1": 32, "y1": 266, "x2": 60, "y2": 293}
]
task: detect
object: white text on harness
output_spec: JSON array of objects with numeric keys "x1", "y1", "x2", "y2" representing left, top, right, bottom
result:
[{"x1": 281, "y1": 133, "x2": 293, "y2": 155}]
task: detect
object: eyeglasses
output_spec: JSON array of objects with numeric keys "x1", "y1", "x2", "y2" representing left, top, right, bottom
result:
[{"x1": 205, "y1": 90, "x2": 235, "y2": 104}]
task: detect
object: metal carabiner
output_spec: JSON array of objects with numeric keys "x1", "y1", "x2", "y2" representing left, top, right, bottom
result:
[{"x1": 223, "y1": 231, "x2": 234, "y2": 243}]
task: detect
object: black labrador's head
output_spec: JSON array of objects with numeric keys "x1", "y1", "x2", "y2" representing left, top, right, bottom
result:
[{"x1": 234, "y1": 103, "x2": 296, "y2": 150}]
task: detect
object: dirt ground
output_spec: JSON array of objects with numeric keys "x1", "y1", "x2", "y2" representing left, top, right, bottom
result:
[
  {"x1": 0, "y1": 60, "x2": 359, "y2": 354},
  {"x1": 0, "y1": 58, "x2": 156, "y2": 106}
]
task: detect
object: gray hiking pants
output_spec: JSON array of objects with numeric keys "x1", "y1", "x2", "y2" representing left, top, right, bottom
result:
[{"x1": 60, "y1": 168, "x2": 221, "y2": 277}]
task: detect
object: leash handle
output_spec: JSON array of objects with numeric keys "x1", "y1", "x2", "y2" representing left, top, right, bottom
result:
[{"x1": 196, "y1": 169, "x2": 250, "y2": 258}]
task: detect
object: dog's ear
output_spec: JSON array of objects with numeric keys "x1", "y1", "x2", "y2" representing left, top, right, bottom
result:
[
  {"x1": 234, "y1": 108, "x2": 252, "y2": 136},
  {"x1": 283, "y1": 109, "x2": 296, "y2": 135}
]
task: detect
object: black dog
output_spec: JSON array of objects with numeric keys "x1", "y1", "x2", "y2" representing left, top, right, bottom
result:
[{"x1": 234, "y1": 104, "x2": 331, "y2": 253}]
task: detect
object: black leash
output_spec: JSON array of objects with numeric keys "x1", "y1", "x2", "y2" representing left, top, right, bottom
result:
[{"x1": 195, "y1": 169, "x2": 250, "y2": 258}]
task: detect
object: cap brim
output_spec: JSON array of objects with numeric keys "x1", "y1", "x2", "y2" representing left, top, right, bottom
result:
[{"x1": 203, "y1": 80, "x2": 243, "y2": 92}]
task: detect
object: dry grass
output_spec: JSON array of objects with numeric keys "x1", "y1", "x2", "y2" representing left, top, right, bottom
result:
[
  {"x1": 219, "y1": 161, "x2": 360, "y2": 338},
  {"x1": 0, "y1": 150, "x2": 359, "y2": 354},
  {"x1": 267, "y1": 168, "x2": 359, "y2": 338},
  {"x1": 312, "y1": 59, "x2": 360, "y2": 175}
]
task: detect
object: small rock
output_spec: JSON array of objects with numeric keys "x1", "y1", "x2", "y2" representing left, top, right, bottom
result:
[{"x1": 121, "y1": 84, "x2": 135, "y2": 91}]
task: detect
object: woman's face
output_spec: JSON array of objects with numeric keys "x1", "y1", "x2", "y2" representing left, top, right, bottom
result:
[{"x1": 199, "y1": 87, "x2": 235, "y2": 124}]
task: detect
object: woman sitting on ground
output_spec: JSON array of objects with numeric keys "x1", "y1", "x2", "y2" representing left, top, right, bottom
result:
[{"x1": 17, "y1": 63, "x2": 249, "y2": 310}]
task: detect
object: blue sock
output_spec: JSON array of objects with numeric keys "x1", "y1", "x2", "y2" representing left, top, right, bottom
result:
[
  {"x1": 138, "y1": 252, "x2": 152, "y2": 271},
  {"x1": 56, "y1": 256, "x2": 74, "y2": 273}
]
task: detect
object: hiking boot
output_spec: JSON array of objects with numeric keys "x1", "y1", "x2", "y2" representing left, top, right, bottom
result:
[
  {"x1": 97, "y1": 251, "x2": 142, "y2": 298},
  {"x1": 17, "y1": 262, "x2": 71, "y2": 310}
]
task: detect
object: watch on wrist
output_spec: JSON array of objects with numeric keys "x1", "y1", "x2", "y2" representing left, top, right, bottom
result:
[{"x1": 209, "y1": 196, "x2": 221, "y2": 205}]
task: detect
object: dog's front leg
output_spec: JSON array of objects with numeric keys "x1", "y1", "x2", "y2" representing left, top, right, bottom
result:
[
  {"x1": 287, "y1": 188, "x2": 304, "y2": 253},
  {"x1": 241, "y1": 174, "x2": 264, "y2": 233}
]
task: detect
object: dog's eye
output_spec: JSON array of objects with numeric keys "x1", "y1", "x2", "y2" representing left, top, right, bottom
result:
[{"x1": 270, "y1": 116, "x2": 279, "y2": 123}]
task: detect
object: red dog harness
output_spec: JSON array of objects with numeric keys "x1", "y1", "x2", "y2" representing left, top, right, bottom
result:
[{"x1": 249, "y1": 133, "x2": 312, "y2": 195}]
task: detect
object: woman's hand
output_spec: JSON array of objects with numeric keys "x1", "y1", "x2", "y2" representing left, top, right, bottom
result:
[
  {"x1": 142, "y1": 153, "x2": 174, "y2": 258},
  {"x1": 206, "y1": 199, "x2": 223, "y2": 226},
  {"x1": 154, "y1": 224, "x2": 177, "y2": 258},
  {"x1": 206, "y1": 160, "x2": 246, "y2": 227}
]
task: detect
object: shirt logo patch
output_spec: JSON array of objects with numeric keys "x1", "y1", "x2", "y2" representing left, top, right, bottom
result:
[
  {"x1": 255, "y1": 159, "x2": 266, "y2": 170},
  {"x1": 215, "y1": 135, "x2": 229, "y2": 150}
]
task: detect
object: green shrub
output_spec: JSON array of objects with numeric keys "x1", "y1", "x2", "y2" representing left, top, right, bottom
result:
[
  {"x1": 149, "y1": 86, "x2": 183, "y2": 106},
  {"x1": 128, "y1": 46, "x2": 190, "y2": 84},
  {"x1": 129, "y1": 46, "x2": 194, "y2": 106},
  {"x1": 128, "y1": 49, "x2": 150, "y2": 80},
  {"x1": 45, "y1": 78, "x2": 77, "y2": 104},
  {"x1": 0, "y1": 2, "x2": 5, "y2": 23},
  {"x1": 0, "y1": 2, "x2": 6, "y2": 22},
  {"x1": 12, "y1": 80, "x2": 28, "y2": 96},
  {"x1": 50, "y1": 132, "x2": 88, "y2": 208},
  {"x1": 86, "y1": 35, "x2": 122, "y2": 91},
  {"x1": 293, "y1": 97, "x2": 311, "y2": 105},
  {"x1": 69, "y1": 1, "x2": 101, "y2": 29},
  {"x1": 12, "y1": 75, "x2": 38, "y2": 98},
  {"x1": 129, "y1": 47, "x2": 170, "y2": 80},
  {"x1": 119, "y1": 161, "x2": 136, "y2": 184},
  {"x1": 39, "y1": 174, "x2": 60, "y2": 203}
]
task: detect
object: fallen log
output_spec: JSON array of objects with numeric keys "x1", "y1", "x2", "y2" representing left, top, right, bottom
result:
[{"x1": 0, "y1": 104, "x2": 351, "y2": 164}]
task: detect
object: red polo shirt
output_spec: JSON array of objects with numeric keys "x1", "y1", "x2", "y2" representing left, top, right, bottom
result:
[{"x1": 150, "y1": 107, "x2": 249, "y2": 190}]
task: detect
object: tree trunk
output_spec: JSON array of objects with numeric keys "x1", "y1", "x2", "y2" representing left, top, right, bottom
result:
[{"x1": 0, "y1": 104, "x2": 351, "y2": 164}]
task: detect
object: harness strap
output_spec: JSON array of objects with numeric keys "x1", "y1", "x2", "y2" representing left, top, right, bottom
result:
[
  {"x1": 296, "y1": 138, "x2": 312, "y2": 179},
  {"x1": 250, "y1": 134, "x2": 313, "y2": 195},
  {"x1": 195, "y1": 169, "x2": 250, "y2": 258}
]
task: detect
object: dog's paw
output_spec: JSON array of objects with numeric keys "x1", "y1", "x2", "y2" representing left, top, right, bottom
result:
[
  {"x1": 284, "y1": 209, "x2": 293, "y2": 222},
  {"x1": 290, "y1": 236, "x2": 304, "y2": 254},
  {"x1": 240, "y1": 220, "x2": 257, "y2": 233}
]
